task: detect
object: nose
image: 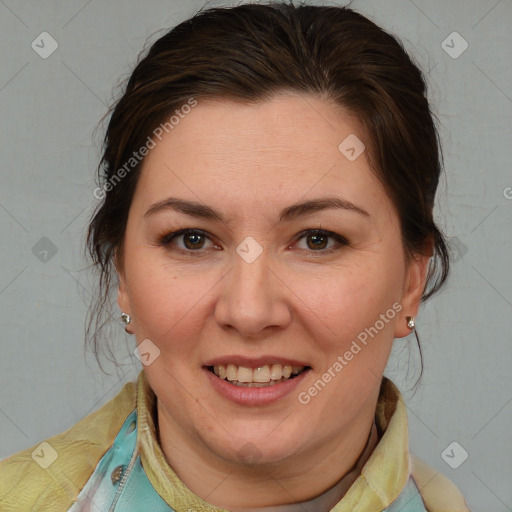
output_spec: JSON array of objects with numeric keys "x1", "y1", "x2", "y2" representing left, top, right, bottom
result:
[{"x1": 214, "y1": 246, "x2": 292, "y2": 339}]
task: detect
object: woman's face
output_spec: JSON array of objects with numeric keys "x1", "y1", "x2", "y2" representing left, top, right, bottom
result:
[{"x1": 117, "y1": 93, "x2": 429, "y2": 468}]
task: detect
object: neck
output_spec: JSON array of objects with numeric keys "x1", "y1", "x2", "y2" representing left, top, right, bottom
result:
[
  {"x1": 231, "y1": 421, "x2": 379, "y2": 512},
  {"x1": 156, "y1": 400, "x2": 380, "y2": 511}
]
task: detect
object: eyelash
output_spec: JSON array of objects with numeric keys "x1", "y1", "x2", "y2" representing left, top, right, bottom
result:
[{"x1": 158, "y1": 228, "x2": 349, "y2": 256}]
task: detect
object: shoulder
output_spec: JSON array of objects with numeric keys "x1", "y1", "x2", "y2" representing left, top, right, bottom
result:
[
  {"x1": 0, "y1": 380, "x2": 137, "y2": 511},
  {"x1": 410, "y1": 453, "x2": 471, "y2": 512}
]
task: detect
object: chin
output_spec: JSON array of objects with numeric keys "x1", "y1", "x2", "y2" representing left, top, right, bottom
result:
[{"x1": 204, "y1": 425, "x2": 304, "y2": 467}]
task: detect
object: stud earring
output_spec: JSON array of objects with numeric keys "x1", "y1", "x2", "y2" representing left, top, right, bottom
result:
[
  {"x1": 121, "y1": 312, "x2": 133, "y2": 334},
  {"x1": 406, "y1": 316, "x2": 415, "y2": 330}
]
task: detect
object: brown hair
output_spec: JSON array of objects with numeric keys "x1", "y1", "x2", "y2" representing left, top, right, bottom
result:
[{"x1": 85, "y1": 1, "x2": 449, "y2": 382}]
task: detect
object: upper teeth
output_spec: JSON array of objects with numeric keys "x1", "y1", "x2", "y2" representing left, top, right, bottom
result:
[{"x1": 213, "y1": 364, "x2": 305, "y2": 383}]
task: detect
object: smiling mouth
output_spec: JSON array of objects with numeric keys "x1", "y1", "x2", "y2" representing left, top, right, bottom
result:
[{"x1": 207, "y1": 364, "x2": 311, "y2": 387}]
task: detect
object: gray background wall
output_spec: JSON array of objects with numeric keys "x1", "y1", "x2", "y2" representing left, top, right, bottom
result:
[{"x1": 0, "y1": 0, "x2": 511, "y2": 510}]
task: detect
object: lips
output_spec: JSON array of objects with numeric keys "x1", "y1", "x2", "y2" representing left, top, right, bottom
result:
[{"x1": 204, "y1": 364, "x2": 311, "y2": 405}]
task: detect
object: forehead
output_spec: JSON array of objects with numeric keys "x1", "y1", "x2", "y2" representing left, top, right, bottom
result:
[
  {"x1": 145, "y1": 93, "x2": 364, "y2": 165},
  {"x1": 133, "y1": 93, "x2": 390, "y2": 221}
]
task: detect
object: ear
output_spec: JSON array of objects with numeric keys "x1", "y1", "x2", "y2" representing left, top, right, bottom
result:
[
  {"x1": 394, "y1": 240, "x2": 433, "y2": 339},
  {"x1": 114, "y1": 248, "x2": 130, "y2": 318}
]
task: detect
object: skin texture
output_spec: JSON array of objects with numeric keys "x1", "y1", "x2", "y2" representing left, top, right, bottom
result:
[{"x1": 116, "y1": 92, "x2": 431, "y2": 510}]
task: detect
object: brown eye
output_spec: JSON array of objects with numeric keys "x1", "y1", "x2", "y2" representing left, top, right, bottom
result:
[
  {"x1": 182, "y1": 232, "x2": 205, "y2": 250},
  {"x1": 295, "y1": 229, "x2": 349, "y2": 255},
  {"x1": 306, "y1": 232, "x2": 329, "y2": 250},
  {"x1": 159, "y1": 229, "x2": 215, "y2": 253}
]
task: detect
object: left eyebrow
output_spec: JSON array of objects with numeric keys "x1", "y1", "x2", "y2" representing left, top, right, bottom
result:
[
  {"x1": 144, "y1": 196, "x2": 370, "y2": 222},
  {"x1": 278, "y1": 197, "x2": 370, "y2": 222}
]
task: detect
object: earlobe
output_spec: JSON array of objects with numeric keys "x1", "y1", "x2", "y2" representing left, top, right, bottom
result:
[{"x1": 394, "y1": 246, "x2": 432, "y2": 339}]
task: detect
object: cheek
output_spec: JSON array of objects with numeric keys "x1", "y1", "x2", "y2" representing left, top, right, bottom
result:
[
  {"x1": 302, "y1": 262, "x2": 403, "y2": 413},
  {"x1": 126, "y1": 256, "x2": 211, "y2": 351},
  {"x1": 299, "y1": 258, "x2": 404, "y2": 346}
]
